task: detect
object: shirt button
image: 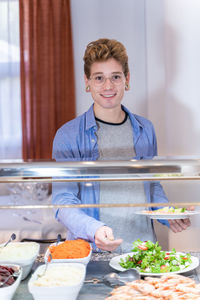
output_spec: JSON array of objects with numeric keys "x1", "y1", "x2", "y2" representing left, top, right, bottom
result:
[{"x1": 91, "y1": 139, "x2": 95, "y2": 143}]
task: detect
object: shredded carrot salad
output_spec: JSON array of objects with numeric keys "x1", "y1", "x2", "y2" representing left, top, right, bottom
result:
[{"x1": 49, "y1": 239, "x2": 91, "y2": 259}]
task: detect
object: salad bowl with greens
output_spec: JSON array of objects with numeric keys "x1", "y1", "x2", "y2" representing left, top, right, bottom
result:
[{"x1": 109, "y1": 240, "x2": 199, "y2": 275}]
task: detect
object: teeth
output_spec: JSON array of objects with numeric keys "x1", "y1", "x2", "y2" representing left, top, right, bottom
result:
[{"x1": 102, "y1": 94, "x2": 115, "y2": 98}]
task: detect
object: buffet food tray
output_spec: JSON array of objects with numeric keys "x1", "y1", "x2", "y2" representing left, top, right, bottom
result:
[{"x1": 13, "y1": 252, "x2": 200, "y2": 300}]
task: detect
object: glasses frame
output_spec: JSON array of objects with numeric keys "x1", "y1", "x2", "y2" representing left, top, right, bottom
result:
[{"x1": 89, "y1": 72, "x2": 125, "y2": 87}]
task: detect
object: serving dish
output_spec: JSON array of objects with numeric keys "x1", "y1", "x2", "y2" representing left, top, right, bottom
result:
[
  {"x1": 0, "y1": 242, "x2": 40, "y2": 280},
  {"x1": 44, "y1": 241, "x2": 92, "y2": 266},
  {"x1": 0, "y1": 264, "x2": 22, "y2": 300},
  {"x1": 28, "y1": 262, "x2": 86, "y2": 300}
]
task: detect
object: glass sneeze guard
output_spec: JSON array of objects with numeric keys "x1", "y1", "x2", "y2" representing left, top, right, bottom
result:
[
  {"x1": 1, "y1": 157, "x2": 200, "y2": 210},
  {"x1": 0, "y1": 157, "x2": 200, "y2": 183}
]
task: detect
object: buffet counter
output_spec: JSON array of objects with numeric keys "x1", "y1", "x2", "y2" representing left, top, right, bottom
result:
[
  {"x1": 13, "y1": 252, "x2": 200, "y2": 300},
  {"x1": 1, "y1": 159, "x2": 200, "y2": 298}
]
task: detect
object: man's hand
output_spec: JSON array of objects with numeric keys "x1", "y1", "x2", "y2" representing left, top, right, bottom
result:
[
  {"x1": 168, "y1": 206, "x2": 194, "y2": 233},
  {"x1": 95, "y1": 226, "x2": 123, "y2": 251}
]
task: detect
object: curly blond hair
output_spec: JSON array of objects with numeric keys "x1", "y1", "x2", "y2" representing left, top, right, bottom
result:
[{"x1": 83, "y1": 38, "x2": 129, "y2": 79}]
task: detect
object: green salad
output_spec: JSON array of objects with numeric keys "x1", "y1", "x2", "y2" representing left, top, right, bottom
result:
[
  {"x1": 155, "y1": 206, "x2": 186, "y2": 213},
  {"x1": 119, "y1": 240, "x2": 192, "y2": 273}
]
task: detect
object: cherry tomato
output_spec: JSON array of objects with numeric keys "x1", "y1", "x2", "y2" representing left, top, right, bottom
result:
[
  {"x1": 160, "y1": 265, "x2": 168, "y2": 270},
  {"x1": 138, "y1": 245, "x2": 148, "y2": 251}
]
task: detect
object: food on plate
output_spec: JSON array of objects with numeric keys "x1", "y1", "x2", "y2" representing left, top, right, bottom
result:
[
  {"x1": 0, "y1": 242, "x2": 39, "y2": 260},
  {"x1": 49, "y1": 239, "x2": 91, "y2": 259},
  {"x1": 105, "y1": 274, "x2": 200, "y2": 299},
  {"x1": 28, "y1": 263, "x2": 86, "y2": 300},
  {"x1": 119, "y1": 240, "x2": 192, "y2": 273},
  {"x1": 32, "y1": 264, "x2": 84, "y2": 287},
  {"x1": 147, "y1": 206, "x2": 187, "y2": 214},
  {"x1": 0, "y1": 265, "x2": 17, "y2": 287},
  {"x1": 153, "y1": 173, "x2": 183, "y2": 177}
]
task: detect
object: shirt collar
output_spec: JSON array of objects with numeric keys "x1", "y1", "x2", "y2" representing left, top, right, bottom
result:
[
  {"x1": 85, "y1": 104, "x2": 97, "y2": 131},
  {"x1": 85, "y1": 104, "x2": 144, "y2": 132},
  {"x1": 121, "y1": 105, "x2": 143, "y2": 129}
]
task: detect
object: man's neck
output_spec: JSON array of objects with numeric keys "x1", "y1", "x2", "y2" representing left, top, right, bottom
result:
[{"x1": 94, "y1": 105, "x2": 125, "y2": 124}]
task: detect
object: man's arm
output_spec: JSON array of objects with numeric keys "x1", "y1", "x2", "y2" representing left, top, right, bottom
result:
[
  {"x1": 52, "y1": 127, "x2": 104, "y2": 242},
  {"x1": 149, "y1": 124, "x2": 191, "y2": 232},
  {"x1": 52, "y1": 181, "x2": 104, "y2": 241}
]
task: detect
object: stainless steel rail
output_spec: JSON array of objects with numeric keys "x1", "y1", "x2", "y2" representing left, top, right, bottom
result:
[
  {"x1": 1, "y1": 202, "x2": 200, "y2": 209},
  {"x1": 0, "y1": 157, "x2": 200, "y2": 182}
]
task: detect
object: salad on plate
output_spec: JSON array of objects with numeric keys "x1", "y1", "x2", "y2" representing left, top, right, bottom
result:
[
  {"x1": 149, "y1": 206, "x2": 187, "y2": 214},
  {"x1": 119, "y1": 240, "x2": 192, "y2": 273},
  {"x1": 134, "y1": 206, "x2": 200, "y2": 219}
]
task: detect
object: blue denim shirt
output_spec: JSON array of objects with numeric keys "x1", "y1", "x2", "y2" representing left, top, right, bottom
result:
[{"x1": 52, "y1": 104, "x2": 169, "y2": 242}]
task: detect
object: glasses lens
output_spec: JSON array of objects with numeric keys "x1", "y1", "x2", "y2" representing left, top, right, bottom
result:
[
  {"x1": 93, "y1": 75, "x2": 104, "y2": 85},
  {"x1": 111, "y1": 74, "x2": 123, "y2": 84},
  {"x1": 90, "y1": 73, "x2": 124, "y2": 86}
]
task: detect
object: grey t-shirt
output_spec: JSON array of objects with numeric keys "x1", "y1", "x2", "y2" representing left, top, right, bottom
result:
[{"x1": 96, "y1": 115, "x2": 156, "y2": 252}]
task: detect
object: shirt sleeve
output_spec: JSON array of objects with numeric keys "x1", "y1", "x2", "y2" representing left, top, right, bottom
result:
[
  {"x1": 149, "y1": 123, "x2": 170, "y2": 227},
  {"x1": 52, "y1": 128, "x2": 104, "y2": 242}
]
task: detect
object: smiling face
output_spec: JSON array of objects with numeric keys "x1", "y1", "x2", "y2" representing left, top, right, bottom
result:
[{"x1": 85, "y1": 58, "x2": 130, "y2": 114}]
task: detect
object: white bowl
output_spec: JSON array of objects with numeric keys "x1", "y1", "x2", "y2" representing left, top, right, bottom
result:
[
  {"x1": 0, "y1": 264, "x2": 22, "y2": 300},
  {"x1": 44, "y1": 242, "x2": 92, "y2": 266},
  {"x1": 28, "y1": 262, "x2": 86, "y2": 300},
  {"x1": 0, "y1": 242, "x2": 40, "y2": 280}
]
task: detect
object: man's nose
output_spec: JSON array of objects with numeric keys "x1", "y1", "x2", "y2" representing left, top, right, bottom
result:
[{"x1": 103, "y1": 77, "x2": 113, "y2": 89}]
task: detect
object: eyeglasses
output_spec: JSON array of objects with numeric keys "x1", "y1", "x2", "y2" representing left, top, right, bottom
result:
[{"x1": 89, "y1": 72, "x2": 125, "y2": 87}]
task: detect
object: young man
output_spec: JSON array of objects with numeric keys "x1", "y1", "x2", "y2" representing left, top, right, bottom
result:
[{"x1": 52, "y1": 38, "x2": 190, "y2": 252}]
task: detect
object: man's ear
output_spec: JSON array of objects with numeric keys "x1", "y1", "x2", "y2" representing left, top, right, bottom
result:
[
  {"x1": 84, "y1": 74, "x2": 90, "y2": 92},
  {"x1": 125, "y1": 72, "x2": 130, "y2": 91}
]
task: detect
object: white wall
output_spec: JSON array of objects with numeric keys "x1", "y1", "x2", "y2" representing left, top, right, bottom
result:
[
  {"x1": 146, "y1": 0, "x2": 200, "y2": 251},
  {"x1": 146, "y1": 0, "x2": 200, "y2": 157}
]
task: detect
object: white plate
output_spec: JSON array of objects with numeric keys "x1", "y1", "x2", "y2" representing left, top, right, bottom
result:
[
  {"x1": 109, "y1": 252, "x2": 199, "y2": 276},
  {"x1": 135, "y1": 210, "x2": 200, "y2": 219}
]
